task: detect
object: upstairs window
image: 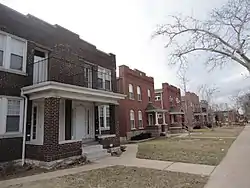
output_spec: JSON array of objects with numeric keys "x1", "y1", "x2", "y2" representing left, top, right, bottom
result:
[
  {"x1": 137, "y1": 86, "x2": 141, "y2": 101},
  {"x1": 97, "y1": 67, "x2": 112, "y2": 91},
  {"x1": 155, "y1": 94, "x2": 161, "y2": 101},
  {"x1": 0, "y1": 31, "x2": 27, "y2": 73},
  {"x1": 148, "y1": 89, "x2": 151, "y2": 101},
  {"x1": 129, "y1": 84, "x2": 134, "y2": 100}
]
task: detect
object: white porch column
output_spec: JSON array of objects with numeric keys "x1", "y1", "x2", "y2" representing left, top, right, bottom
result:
[
  {"x1": 163, "y1": 112, "x2": 166, "y2": 125},
  {"x1": 155, "y1": 112, "x2": 159, "y2": 125}
]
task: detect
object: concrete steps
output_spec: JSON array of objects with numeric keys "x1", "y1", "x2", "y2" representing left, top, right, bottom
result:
[{"x1": 82, "y1": 144, "x2": 109, "y2": 161}]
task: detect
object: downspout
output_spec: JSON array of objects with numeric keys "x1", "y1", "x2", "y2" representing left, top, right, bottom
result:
[{"x1": 21, "y1": 91, "x2": 28, "y2": 166}]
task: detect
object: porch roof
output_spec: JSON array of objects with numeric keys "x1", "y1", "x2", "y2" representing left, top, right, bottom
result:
[
  {"x1": 21, "y1": 81, "x2": 126, "y2": 105},
  {"x1": 145, "y1": 103, "x2": 167, "y2": 113}
]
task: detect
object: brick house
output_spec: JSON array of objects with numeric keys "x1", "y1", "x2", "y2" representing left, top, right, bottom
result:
[
  {"x1": 117, "y1": 65, "x2": 167, "y2": 140},
  {"x1": 155, "y1": 83, "x2": 184, "y2": 133},
  {"x1": 0, "y1": 4, "x2": 125, "y2": 164},
  {"x1": 181, "y1": 92, "x2": 202, "y2": 128},
  {"x1": 214, "y1": 110, "x2": 239, "y2": 125}
]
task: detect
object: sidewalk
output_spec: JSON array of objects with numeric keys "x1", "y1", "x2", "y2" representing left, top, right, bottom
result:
[
  {"x1": 1, "y1": 144, "x2": 215, "y2": 187},
  {"x1": 205, "y1": 125, "x2": 250, "y2": 188}
]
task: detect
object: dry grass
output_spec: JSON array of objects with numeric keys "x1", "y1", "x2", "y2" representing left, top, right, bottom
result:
[
  {"x1": 137, "y1": 137, "x2": 235, "y2": 165},
  {"x1": 191, "y1": 126, "x2": 244, "y2": 138},
  {"x1": 8, "y1": 166, "x2": 208, "y2": 188}
]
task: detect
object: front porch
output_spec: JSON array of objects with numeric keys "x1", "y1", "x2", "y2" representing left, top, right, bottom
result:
[
  {"x1": 145, "y1": 103, "x2": 168, "y2": 137},
  {"x1": 22, "y1": 81, "x2": 125, "y2": 162}
]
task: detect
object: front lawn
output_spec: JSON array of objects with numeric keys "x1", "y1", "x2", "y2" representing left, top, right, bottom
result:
[
  {"x1": 191, "y1": 126, "x2": 244, "y2": 138},
  {"x1": 137, "y1": 137, "x2": 235, "y2": 165},
  {"x1": 8, "y1": 166, "x2": 208, "y2": 188}
]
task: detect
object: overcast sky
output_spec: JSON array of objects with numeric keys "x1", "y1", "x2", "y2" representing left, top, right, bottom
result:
[{"x1": 1, "y1": 0, "x2": 250, "y2": 104}]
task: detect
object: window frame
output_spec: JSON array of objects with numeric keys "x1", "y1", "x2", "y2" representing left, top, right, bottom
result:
[
  {"x1": 0, "y1": 31, "x2": 27, "y2": 75},
  {"x1": 138, "y1": 110, "x2": 143, "y2": 128},
  {"x1": 130, "y1": 110, "x2": 135, "y2": 130},
  {"x1": 129, "y1": 84, "x2": 134, "y2": 100},
  {"x1": 98, "y1": 105, "x2": 110, "y2": 130},
  {"x1": 97, "y1": 66, "x2": 112, "y2": 91},
  {"x1": 0, "y1": 96, "x2": 24, "y2": 136},
  {"x1": 147, "y1": 89, "x2": 151, "y2": 101},
  {"x1": 31, "y1": 104, "x2": 38, "y2": 141},
  {"x1": 137, "y1": 86, "x2": 142, "y2": 101},
  {"x1": 155, "y1": 95, "x2": 161, "y2": 101}
]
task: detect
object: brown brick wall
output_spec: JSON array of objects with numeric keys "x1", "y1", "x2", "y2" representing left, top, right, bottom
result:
[{"x1": 117, "y1": 65, "x2": 155, "y2": 138}]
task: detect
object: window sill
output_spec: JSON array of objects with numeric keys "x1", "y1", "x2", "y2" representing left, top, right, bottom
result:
[
  {"x1": 59, "y1": 139, "x2": 82, "y2": 144},
  {"x1": 131, "y1": 128, "x2": 137, "y2": 131},
  {"x1": 101, "y1": 127, "x2": 110, "y2": 131},
  {"x1": 26, "y1": 141, "x2": 43, "y2": 145},
  {"x1": 97, "y1": 134, "x2": 116, "y2": 139},
  {"x1": 0, "y1": 67, "x2": 27, "y2": 76},
  {"x1": 0, "y1": 132, "x2": 23, "y2": 138}
]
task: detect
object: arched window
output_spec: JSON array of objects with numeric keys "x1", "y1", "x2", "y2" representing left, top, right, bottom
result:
[
  {"x1": 138, "y1": 110, "x2": 143, "y2": 128},
  {"x1": 130, "y1": 110, "x2": 135, "y2": 129},
  {"x1": 137, "y1": 86, "x2": 142, "y2": 101},
  {"x1": 147, "y1": 89, "x2": 151, "y2": 101},
  {"x1": 129, "y1": 84, "x2": 134, "y2": 99}
]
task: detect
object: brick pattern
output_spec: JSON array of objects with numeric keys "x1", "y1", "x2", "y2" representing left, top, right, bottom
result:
[{"x1": 0, "y1": 137, "x2": 22, "y2": 162}]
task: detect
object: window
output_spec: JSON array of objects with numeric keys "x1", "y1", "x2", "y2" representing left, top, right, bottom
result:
[
  {"x1": 0, "y1": 32, "x2": 27, "y2": 73},
  {"x1": 84, "y1": 67, "x2": 92, "y2": 88},
  {"x1": 129, "y1": 84, "x2": 134, "y2": 99},
  {"x1": 137, "y1": 86, "x2": 141, "y2": 101},
  {"x1": 6, "y1": 99, "x2": 21, "y2": 132},
  {"x1": 138, "y1": 111, "x2": 143, "y2": 128},
  {"x1": 99, "y1": 105, "x2": 110, "y2": 130},
  {"x1": 155, "y1": 94, "x2": 161, "y2": 101},
  {"x1": 130, "y1": 110, "x2": 135, "y2": 129},
  {"x1": 31, "y1": 106, "x2": 37, "y2": 140},
  {"x1": 148, "y1": 89, "x2": 151, "y2": 101},
  {"x1": 97, "y1": 67, "x2": 111, "y2": 91},
  {"x1": 148, "y1": 114, "x2": 154, "y2": 125},
  {"x1": 0, "y1": 50, "x2": 3, "y2": 66}
]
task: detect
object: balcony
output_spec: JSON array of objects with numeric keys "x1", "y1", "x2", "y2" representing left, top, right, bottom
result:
[
  {"x1": 28, "y1": 56, "x2": 113, "y2": 91},
  {"x1": 22, "y1": 56, "x2": 125, "y2": 104}
]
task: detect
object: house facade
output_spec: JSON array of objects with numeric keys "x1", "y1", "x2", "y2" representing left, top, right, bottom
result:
[
  {"x1": 182, "y1": 92, "x2": 202, "y2": 128},
  {"x1": 117, "y1": 65, "x2": 164, "y2": 140},
  {"x1": 0, "y1": 4, "x2": 124, "y2": 163},
  {"x1": 214, "y1": 110, "x2": 239, "y2": 125},
  {"x1": 155, "y1": 83, "x2": 184, "y2": 133}
]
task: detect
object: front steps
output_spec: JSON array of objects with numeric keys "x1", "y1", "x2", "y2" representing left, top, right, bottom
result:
[{"x1": 82, "y1": 143, "x2": 109, "y2": 161}]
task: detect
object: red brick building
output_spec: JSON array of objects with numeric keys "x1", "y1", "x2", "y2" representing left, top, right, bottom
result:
[
  {"x1": 155, "y1": 83, "x2": 184, "y2": 132},
  {"x1": 214, "y1": 110, "x2": 239, "y2": 124},
  {"x1": 181, "y1": 92, "x2": 201, "y2": 128},
  {"x1": 117, "y1": 65, "x2": 157, "y2": 140}
]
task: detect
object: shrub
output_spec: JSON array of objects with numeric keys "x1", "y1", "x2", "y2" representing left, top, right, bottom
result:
[{"x1": 131, "y1": 133, "x2": 152, "y2": 141}]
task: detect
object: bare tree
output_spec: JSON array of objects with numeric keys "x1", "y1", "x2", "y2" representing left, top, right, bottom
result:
[
  {"x1": 198, "y1": 84, "x2": 219, "y2": 128},
  {"x1": 154, "y1": 0, "x2": 250, "y2": 72},
  {"x1": 177, "y1": 67, "x2": 191, "y2": 130}
]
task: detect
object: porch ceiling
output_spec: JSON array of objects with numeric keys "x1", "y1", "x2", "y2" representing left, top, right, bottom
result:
[{"x1": 21, "y1": 81, "x2": 126, "y2": 104}]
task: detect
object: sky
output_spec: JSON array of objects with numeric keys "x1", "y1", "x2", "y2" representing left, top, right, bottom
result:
[{"x1": 1, "y1": 0, "x2": 250, "y2": 104}]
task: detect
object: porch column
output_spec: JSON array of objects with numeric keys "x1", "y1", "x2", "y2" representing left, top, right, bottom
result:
[
  {"x1": 163, "y1": 112, "x2": 166, "y2": 125},
  {"x1": 43, "y1": 97, "x2": 60, "y2": 161},
  {"x1": 155, "y1": 112, "x2": 159, "y2": 125}
]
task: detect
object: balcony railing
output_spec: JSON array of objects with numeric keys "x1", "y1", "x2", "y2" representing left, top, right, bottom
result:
[{"x1": 27, "y1": 56, "x2": 113, "y2": 92}]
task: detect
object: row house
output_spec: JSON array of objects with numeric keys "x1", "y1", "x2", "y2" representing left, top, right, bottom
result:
[
  {"x1": 214, "y1": 110, "x2": 239, "y2": 125},
  {"x1": 0, "y1": 4, "x2": 125, "y2": 164},
  {"x1": 117, "y1": 65, "x2": 166, "y2": 140},
  {"x1": 154, "y1": 83, "x2": 184, "y2": 133}
]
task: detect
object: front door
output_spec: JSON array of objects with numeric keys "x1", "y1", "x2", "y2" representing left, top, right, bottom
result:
[{"x1": 75, "y1": 105, "x2": 95, "y2": 142}]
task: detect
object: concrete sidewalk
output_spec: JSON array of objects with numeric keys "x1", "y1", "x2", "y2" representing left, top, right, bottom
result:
[
  {"x1": 205, "y1": 125, "x2": 250, "y2": 188},
  {"x1": 1, "y1": 144, "x2": 215, "y2": 187}
]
